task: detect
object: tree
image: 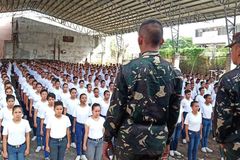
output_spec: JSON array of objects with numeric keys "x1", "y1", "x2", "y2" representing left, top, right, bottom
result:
[{"x1": 159, "y1": 37, "x2": 205, "y2": 73}]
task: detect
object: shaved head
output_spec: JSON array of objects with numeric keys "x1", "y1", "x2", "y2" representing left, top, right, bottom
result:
[{"x1": 138, "y1": 19, "x2": 163, "y2": 47}]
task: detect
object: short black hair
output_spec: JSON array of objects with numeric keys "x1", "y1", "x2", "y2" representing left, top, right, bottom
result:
[
  {"x1": 91, "y1": 103, "x2": 101, "y2": 111},
  {"x1": 139, "y1": 19, "x2": 163, "y2": 47},
  {"x1": 70, "y1": 88, "x2": 77, "y2": 93},
  {"x1": 190, "y1": 101, "x2": 199, "y2": 107},
  {"x1": 12, "y1": 105, "x2": 23, "y2": 114},
  {"x1": 79, "y1": 93, "x2": 87, "y2": 99},
  {"x1": 40, "y1": 89, "x2": 48, "y2": 94},
  {"x1": 6, "y1": 95, "x2": 15, "y2": 102},
  {"x1": 199, "y1": 87, "x2": 204, "y2": 92},
  {"x1": 47, "y1": 92, "x2": 56, "y2": 100},
  {"x1": 184, "y1": 89, "x2": 191, "y2": 95},
  {"x1": 104, "y1": 90, "x2": 110, "y2": 95},
  {"x1": 204, "y1": 94, "x2": 211, "y2": 99},
  {"x1": 54, "y1": 101, "x2": 63, "y2": 109}
]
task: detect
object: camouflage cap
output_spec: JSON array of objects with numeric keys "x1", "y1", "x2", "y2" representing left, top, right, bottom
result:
[{"x1": 225, "y1": 32, "x2": 240, "y2": 47}]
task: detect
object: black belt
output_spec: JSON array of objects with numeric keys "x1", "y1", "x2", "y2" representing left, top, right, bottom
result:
[
  {"x1": 88, "y1": 137, "x2": 103, "y2": 142},
  {"x1": 50, "y1": 136, "x2": 67, "y2": 142},
  {"x1": 8, "y1": 143, "x2": 25, "y2": 148}
]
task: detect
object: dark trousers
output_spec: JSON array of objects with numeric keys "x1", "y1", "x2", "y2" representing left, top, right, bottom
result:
[
  {"x1": 181, "y1": 112, "x2": 188, "y2": 139},
  {"x1": 29, "y1": 109, "x2": 37, "y2": 137},
  {"x1": 76, "y1": 122, "x2": 85, "y2": 155},
  {"x1": 49, "y1": 137, "x2": 67, "y2": 160},
  {"x1": 66, "y1": 113, "x2": 75, "y2": 143},
  {"x1": 188, "y1": 130, "x2": 200, "y2": 160},
  {"x1": 170, "y1": 122, "x2": 182, "y2": 151}
]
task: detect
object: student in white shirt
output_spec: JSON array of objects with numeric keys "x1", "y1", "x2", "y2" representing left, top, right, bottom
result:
[
  {"x1": 65, "y1": 88, "x2": 79, "y2": 148},
  {"x1": 29, "y1": 82, "x2": 42, "y2": 142},
  {"x1": 181, "y1": 89, "x2": 193, "y2": 144},
  {"x1": 46, "y1": 101, "x2": 71, "y2": 160},
  {"x1": 73, "y1": 93, "x2": 90, "y2": 160},
  {"x1": 90, "y1": 88, "x2": 103, "y2": 107},
  {"x1": 2, "y1": 105, "x2": 31, "y2": 160},
  {"x1": 0, "y1": 95, "x2": 16, "y2": 140},
  {"x1": 101, "y1": 90, "x2": 110, "y2": 118},
  {"x1": 185, "y1": 101, "x2": 202, "y2": 160},
  {"x1": 170, "y1": 93, "x2": 184, "y2": 157},
  {"x1": 86, "y1": 84, "x2": 94, "y2": 106},
  {"x1": 77, "y1": 80, "x2": 87, "y2": 98},
  {"x1": 195, "y1": 87, "x2": 205, "y2": 108},
  {"x1": 201, "y1": 94, "x2": 213, "y2": 153},
  {"x1": 60, "y1": 83, "x2": 70, "y2": 114},
  {"x1": 34, "y1": 89, "x2": 48, "y2": 153},
  {"x1": 52, "y1": 79, "x2": 62, "y2": 101},
  {"x1": 99, "y1": 80, "x2": 108, "y2": 98},
  {"x1": 40, "y1": 93, "x2": 55, "y2": 160},
  {"x1": 83, "y1": 103, "x2": 105, "y2": 160}
]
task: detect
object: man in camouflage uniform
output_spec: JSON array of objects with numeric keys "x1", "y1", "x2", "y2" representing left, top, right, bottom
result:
[
  {"x1": 214, "y1": 32, "x2": 240, "y2": 160},
  {"x1": 103, "y1": 19, "x2": 183, "y2": 160}
]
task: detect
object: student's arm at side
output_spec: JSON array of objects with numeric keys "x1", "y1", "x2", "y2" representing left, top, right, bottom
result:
[
  {"x1": 83, "y1": 125, "x2": 89, "y2": 151},
  {"x1": 45, "y1": 129, "x2": 50, "y2": 152},
  {"x1": 66, "y1": 128, "x2": 71, "y2": 150},
  {"x1": 25, "y1": 132, "x2": 30, "y2": 156}
]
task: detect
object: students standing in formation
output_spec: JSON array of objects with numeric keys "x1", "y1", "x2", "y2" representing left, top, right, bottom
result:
[
  {"x1": 83, "y1": 103, "x2": 105, "y2": 160},
  {"x1": 0, "y1": 60, "x2": 221, "y2": 159},
  {"x1": 46, "y1": 101, "x2": 71, "y2": 160},
  {"x1": 2, "y1": 105, "x2": 31, "y2": 160}
]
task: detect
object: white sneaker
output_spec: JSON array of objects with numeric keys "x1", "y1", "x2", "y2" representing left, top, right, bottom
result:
[
  {"x1": 80, "y1": 155, "x2": 88, "y2": 160},
  {"x1": 221, "y1": 157, "x2": 224, "y2": 160},
  {"x1": 71, "y1": 142, "x2": 76, "y2": 148},
  {"x1": 75, "y1": 155, "x2": 80, "y2": 160},
  {"x1": 31, "y1": 136, "x2": 37, "y2": 141},
  {"x1": 35, "y1": 146, "x2": 42, "y2": 153},
  {"x1": 170, "y1": 150, "x2": 174, "y2": 156},
  {"x1": 174, "y1": 150, "x2": 182, "y2": 156},
  {"x1": 201, "y1": 147, "x2": 207, "y2": 153},
  {"x1": 42, "y1": 146, "x2": 45, "y2": 150},
  {"x1": 206, "y1": 147, "x2": 213, "y2": 153},
  {"x1": 182, "y1": 139, "x2": 187, "y2": 144}
]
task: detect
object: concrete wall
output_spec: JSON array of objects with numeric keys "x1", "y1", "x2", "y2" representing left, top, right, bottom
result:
[
  {"x1": 5, "y1": 17, "x2": 99, "y2": 62},
  {"x1": 0, "y1": 17, "x2": 12, "y2": 58}
]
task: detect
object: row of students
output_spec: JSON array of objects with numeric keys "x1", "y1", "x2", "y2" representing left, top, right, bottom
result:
[{"x1": 170, "y1": 89, "x2": 214, "y2": 160}]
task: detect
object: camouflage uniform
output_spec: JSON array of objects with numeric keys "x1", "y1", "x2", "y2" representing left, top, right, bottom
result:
[
  {"x1": 104, "y1": 51, "x2": 183, "y2": 160},
  {"x1": 214, "y1": 65, "x2": 240, "y2": 160}
]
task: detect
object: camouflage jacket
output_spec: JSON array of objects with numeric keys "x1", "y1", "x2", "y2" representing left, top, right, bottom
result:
[
  {"x1": 214, "y1": 65, "x2": 240, "y2": 144},
  {"x1": 103, "y1": 51, "x2": 182, "y2": 155}
]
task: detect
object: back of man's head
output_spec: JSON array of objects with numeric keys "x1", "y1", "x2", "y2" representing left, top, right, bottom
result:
[{"x1": 138, "y1": 19, "x2": 163, "y2": 47}]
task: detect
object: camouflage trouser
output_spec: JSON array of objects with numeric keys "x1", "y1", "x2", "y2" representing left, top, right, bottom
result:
[
  {"x1": 113, "y1": 152, "x2": 161, "y2": 160},
  {"x1": 222, "y1": 142, "x2": 240, "y2": 160}
]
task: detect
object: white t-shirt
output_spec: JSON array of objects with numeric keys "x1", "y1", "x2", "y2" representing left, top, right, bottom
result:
[
  {"x1": 181, "y1": 98, "x2": 192, "y2": 113},
  {"x1": 34, "y1": 100, "x2": 48, "y2": 118},
  {"x1": 101, "y1": 100, "x2": 110, "y2": 116},
  {"x1": 52, "y1": 88, "x2": 62, "y2": 101},
  {"x1": 60, "y1": 92, "x2": 70, "y2": 108},
  {"x1": 184, "y1": 112, "x2": 202, "y2": 132},
  {"x1": 195, "y1": 95, "x2": 205, "y2": 107},
  {"x1": 90, "y1": 96, "x2": 103, "y2": 107},
  {"x1": 201, "y1": 103, "x2": 213, "y2": 119},
  {"x1": 31, "y1": 92, "x2": 41, "y2": 107},
  {"x1": 77, "y1": 88, "x2": 87, "y2": 98},
  {"x1": 46, "y1": 115, "x2": 71, "y2": 139},
  {"x1": 40, "y1": 106, "x2": 55, "y2": 124},
  {"x1": 85, "y1": 117, "x2": 105, "y2": 139},
  {"x1": 0, "y1": 107, "x2": 13, "y2": 127},
  {"x1": 73, "y1": 105, "x2": 91, "y2": 124},
  {"x1": 3, "y1": 119, "x2": 31, "y2": 145},
  {"x1": 65, "y1": 98, "x2": 79, "y2": 115}
]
